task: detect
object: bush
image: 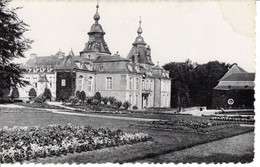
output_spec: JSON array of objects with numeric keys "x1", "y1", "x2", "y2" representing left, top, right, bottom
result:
[
  {"x1": 101, "y1": 97, "x2": 109, "y2": 105},
  {"x1": 123, "y1": 101, "x2": 131, "y2": 110},
  {"x1": 11, "y1": 88, "x2": 19, "y2": 100},
  {"x1": 92, "y1": 99, "x2": 99, "y2": 106},
  {"x1": 93, "y1": 92, "x2": 102, "y2": 103},
  {"x1": 69, "y1": 96, "x2": 79, "y2": 106},
  {"x1": 79, "y1": 91, "x2": 86, "y2": 102},
  {"x1": 86, "y1": 96, "x2": 93, "y2": 105},
  {"x1": 43, "y1": 88, "x2": 52, "y2": 100},
  {"x1": 28, "y1": 88, "x2": 37, "y2": 98},
  {"x1": 108, "y1": 96, "x2": 116, "y2": 106},
  {"x1": 75, "y1": 91, "x2": 81, "y2": 98},
  {"x1": 114, "y1": 100, "x2": 122, "y2": 109},
  {"x1": 132, "y1": 105, "x2": 138, "y2": 110},
  {"x1": 34, "y1": 94, "x2": 46, "y2": 103}
]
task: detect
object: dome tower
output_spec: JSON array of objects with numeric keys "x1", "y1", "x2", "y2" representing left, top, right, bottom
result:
[{"x1": 80, "y1": 3, "x2": 111, "y2": 59}]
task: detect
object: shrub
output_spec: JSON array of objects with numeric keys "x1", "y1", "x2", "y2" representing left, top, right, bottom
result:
[
  {"x1": 69, "y1": 96, "x2": 79, "y2": 106},
  {"x1": 75, "y1": 91, "x2": 81, "y2": 98},
  {"x1": 79, "y1": 91, "x2": 86, "y2": 102},
  {"x1": 114, "y1": 100, "x2": 122, "y2": 109},
  {"x1": 11, "y1": 88, "x2": 19, "y2": 100},
  {"x1": 123, "y1": 101, "x2": 131, "y2": 110},
  {"x1": 92, "y1": 99, "x2": 99, "y2": 106},
  {"x1": 93, "y1": 92, "x2": 102, "y2": 103},
  {"x1": 28, "y1": 88, "x2": 37, "y2": 98},
  {"x1": 86, "y1": 96, "x2": 93, "y2": 105},
  {"x1": 132, "y1": 105, "x2": 138, "y2": 110},
  {"x1": 43, "y1": 88, "x2": 52, "y2": 100},
  {"x1": 108, "y1": 96, "x2": 116, "y2": 106},
  {"x1": 101, "y1": 97, "x2": 109, "y2": 105},
  {"x1": 34, "y1": 94, "x2": 46, "y2": 103}
]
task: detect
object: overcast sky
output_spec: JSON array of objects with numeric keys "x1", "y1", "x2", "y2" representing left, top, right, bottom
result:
[{"x1": 10, "y1": 0, "x2": 255, "y2": 72}]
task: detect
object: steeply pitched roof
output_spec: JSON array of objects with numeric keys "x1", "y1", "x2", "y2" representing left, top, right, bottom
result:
[
  {"x1": 25, "y1": 55, "x2": 66, "y2": 67},
  {"x1": 221, "y1": 73, "x2": 255, "y2": 81},
  {"x1": 94, "y1": 55, "x2": 129, "y2": 63},
  {"x1": 220, "y1": 64, "x2": 247, "y2": 80},
  {"x1": 214, "y1": 64, "x2": 255, "y2": 90},
  {"x1": 56, "y1": 55, "x2": 78, "y2": 70},
  {"x1": 127, "y1": 46, "x2": 154, "y2": 65}
]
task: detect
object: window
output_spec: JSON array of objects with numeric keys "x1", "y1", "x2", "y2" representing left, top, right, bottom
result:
[
  {"x1": 136, "y1": 94, "x2": 139, "y2": 106},
  {"x1": 50, "y1": 82, "x2": 52, "y2": 88},
  {"x1": 78, "y1": 75, "x2": 83, "y2": 91},
  {"x1": 142, "y1": 80, "x2": 145, "y2": 90},
  {"x1": 106, "y1": 77, "x2": 112, "y2": 90},
  {"x1": 136, "y1": 78, "x2": 139, "y2": 90},
  {"x1": 61, "y1": 79, "x2": 66, "y2": 86},
  {"x1": 150, "y1": 80, "x2": 152, "y2": 90},
  {"x1": 129, "y1": 77, "x2": 133, "y2": 90},
  {"x1": 35, "y1": 83, "x2": 37, "y2": 88},
  {"x1": 88, "y1": 76, "x2": 93, "y2": 92},
  {"x1": 129, "y1": 95, "x2": 132, "y2": 105}
]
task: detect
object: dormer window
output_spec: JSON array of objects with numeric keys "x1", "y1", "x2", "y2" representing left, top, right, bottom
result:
[
  {"x1": 34, "y1": 67, "x2": 39, "y2": 73},
  {"x1": 47, "y1": 67, "x2": 53, "y2": 72},
  {"x1": 40, "y1": 67, "x2": 46, "y2": 72}
]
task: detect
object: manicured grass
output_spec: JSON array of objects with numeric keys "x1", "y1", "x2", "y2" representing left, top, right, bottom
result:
[{"x1": 0, "y1": 107, "x2": 254, "y2": 163}]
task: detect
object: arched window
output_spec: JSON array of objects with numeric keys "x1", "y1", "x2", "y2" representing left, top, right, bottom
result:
[
  {"x1": 88, "y1": 76, "x2": 93, "y2": 92},
  {"x1": 77, "y1": 75, "x2": 83, "y2": 91}
]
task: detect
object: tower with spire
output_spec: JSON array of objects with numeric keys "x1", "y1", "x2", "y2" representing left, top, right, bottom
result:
[
  {"x1": 80, "y1": 3, "x2": 111, "y2": 59},
  {"x1": 127, "y1": 17, "x2": 154, "y2": 66}
]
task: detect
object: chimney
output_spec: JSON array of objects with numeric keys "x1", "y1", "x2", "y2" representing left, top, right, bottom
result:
[{"x1": 30, "y1": 53, "x2": 37, "y2": 59}]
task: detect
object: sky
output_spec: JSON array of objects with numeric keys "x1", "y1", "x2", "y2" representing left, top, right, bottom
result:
[{"x1": 10, "y1": 0, "x2": 256, "y2": 72}]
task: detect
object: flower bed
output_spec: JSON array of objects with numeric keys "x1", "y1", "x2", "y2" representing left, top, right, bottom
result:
[
  {"x1": 130, "y1": 120, "x2": 238, "y2": 133},
  {"x1": 210, "y1": 115, "x2": 255, "y2": 123},
  {"x1": 0, "y1": 124, "x2": 153, "y2": 163}
]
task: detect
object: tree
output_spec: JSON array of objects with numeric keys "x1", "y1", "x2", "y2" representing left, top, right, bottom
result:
[
  {"x1": 93, "y1": 92, "x2": 102, "y2": 103},
  {"x1": 43, "y1": 88, "x2": 52, "y2": 100},
  {"x1": 29, "y1": 88, "x2": 37, "y2": 98},
  {"x1": 108, "y1": 96, "x2": 116, "y2": 106},
  {"x1": 163, "y1": 60, "x2": 231, "y2": 108},
  {"x1": 101, "y1": 97, "x2": 108, "y2": 105},
  {"x1": 79, "y1": 91, "x2": 86, "y2": 102},
  {"x1": 11, "y1": 87, "x2": 19, "y2": 99},
  {"x1": 0, "y1": 0, "x2": 33, "y2": 98},
  {"x1": 75, "y1": 91, "x2": 80, "y2": 98},
  {"x1": 123, "y1": 101, "x2": 131, "y2": 110}
]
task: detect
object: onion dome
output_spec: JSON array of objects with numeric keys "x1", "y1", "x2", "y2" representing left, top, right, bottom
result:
[
  {"x1": 93, "y1": 4, "x2": 100, "y2": 22},
  {"x1": 133, "y1": 17, "x2": 146, "y2": 46}
]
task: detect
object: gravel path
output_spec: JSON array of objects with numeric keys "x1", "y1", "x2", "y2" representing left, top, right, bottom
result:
[{"x1": 140, "y1": 132, "x2": 254, "y2": 163}]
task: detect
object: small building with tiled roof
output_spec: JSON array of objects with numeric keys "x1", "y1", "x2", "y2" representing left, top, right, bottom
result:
[
  {"x1": 213, "y1": 64, "x2": 255, "y2": 109},
  {"x1": 19, "y1": 4, "x2": 171, "y2": 109}
]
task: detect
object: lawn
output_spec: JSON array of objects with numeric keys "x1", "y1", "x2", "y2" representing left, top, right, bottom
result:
[{"x1": 0, "y1": 107, "x2": 254, "y2": 163}]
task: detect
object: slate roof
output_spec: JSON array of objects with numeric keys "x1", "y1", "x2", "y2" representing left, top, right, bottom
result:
[
  {"x1": 94, "y1": 55, "x2": 130, "y2": 63},
  {"x1": 25, "y1": 55, "x2": 66, "y2": 67},
  {"x1": 221, "y1": 73, "x2": 255, "y2": 81},
  {"x1": 56, "y1": 55, "x2": 78, "y2": 70},
  {"x1": 127, "y1": 46, "x2": 154, "y2": 65},
  {"x1": 214, "y1": 64, "x2": 255, "y2": 90}
]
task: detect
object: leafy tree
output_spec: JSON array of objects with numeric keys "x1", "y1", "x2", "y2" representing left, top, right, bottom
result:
[
  {"x1": 163, "y1": 60, "x2": 231, "y2": 108},
  {"x1": 108, "y1": 96, "x2": 116, "y2": 106},
  {"x1": 0, "y1": 0, "x2": 33, "y2": 97},
  {"x1": 75, "y1": 91, "x2": 80, "y2": 98},
  {"x1": 43, "y1": 88, "x2": 52, "y2": 100},
  {"x1": 11, "y1": 87, "x2": 19, "y2": 99},
  {"x1": 93, "y1": 92, "x2": 101, "y2": 103},
  {"x1": 29, "y1": 88, "x2": 37, "y2": 97},
  {"x1": 79, "y1": 91, "x2": 86, "y2": 102},
  {"x1": 101, "y1": 97, "x2": 108, "y2": 105},
  {"x1": 114, "y1": 100, "x2": 122, "y2": 109},
  {"x1": 123, "y1": 101, "x2": 131, "y2": 110}
]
